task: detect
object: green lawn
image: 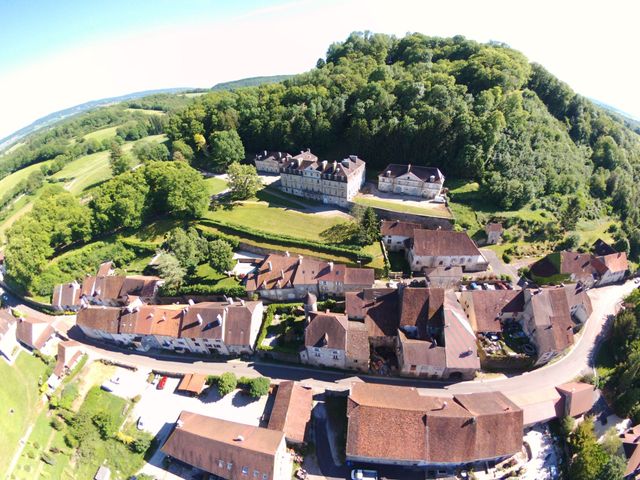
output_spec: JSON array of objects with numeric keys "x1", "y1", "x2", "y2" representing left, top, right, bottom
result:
[
  {"x1": 0, "y1": 352, "x2": 49, "y2": 477},
  {"x1": 191, "y1": 263, "x2": 241, "y2": 288},
  {"x1": 83, "y1": 126, "x2": 120, "y2": 142},
  {"x1": 205, "y1": 202, "x2": 344, "y2": 242},
  {"x1": 0, "y1": 196, "x2": 34, "y2": 243},
  {"x1": 353, "y1": 195, "x2": 452, "y2": 219},
  {"x1": 205, "y1": 177, "x2": 228, "y2": 195},
  {"x1": 125, "y1": 108, "x2": 166, "y2": 116}
]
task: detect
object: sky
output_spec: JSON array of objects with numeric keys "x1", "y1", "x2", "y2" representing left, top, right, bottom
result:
[{"x1": 1, "y1": 0, "x2": 639, "y2": 140}]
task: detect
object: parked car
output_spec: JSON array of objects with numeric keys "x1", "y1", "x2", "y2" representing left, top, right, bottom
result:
[
  {"x1": 100, "y1": 383, "x2": 113, "y2": 392},
  {"x1": 157, "y1": 376, "x2": 168, "y2": 390},
  {"x1": 351, "y1": 470, "x2": 378, "y2": 480},
  {"x1": 137, "y1": 417, "x2": 145, "y2": 430}
]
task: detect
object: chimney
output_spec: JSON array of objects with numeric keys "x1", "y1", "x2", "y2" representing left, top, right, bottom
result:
[
  {"x1": 407, "y1": 164, "x2": 411, "y2": 173},
  {"x1": 235, "y1": 435, "x2": 245, "y2": 442},
  {"x1": 321, "y1": 160, "x2": 327, "y2": 170},
  {"x1": 429, "y1": 175, "x2": 435, "y2": 182},
  {"x1": 386, "y1": 170, "x2": 391, "y2": 177},
  {"x1": 280, "y1": 269, "x2": 285, "y2": 279},
  {"x1": 216, "y1": 313, "x2": 223, "y2": 325},
  {"x1": 188, "y1": 299, "x2": 195, "y2": 306},
  {"x1": 284, "y1": 251, "x2": 290, "y2": 257},
  {"x1": 267, "y1": 261, "x2": 273, "y2": 272},
  {"x1": 333, "y1": 160, "x2": 337, "y2": 171},
  {"x1": 298, "y1": 255, "x2": 303, "y2": 265},
  {"x1": 176, "y1": 420, "x2": 184, "y2": 428},
  {"x1": 328, "y1": 262, "x2": 334, "y2": 272},
  {"x1": 196, "y1": 313, "x2": 204, "y2": 325},
  {"x1": 240, "y1": 299, "x2": 245, "y2": 306},
  {"x1": 306, "y1": 148, "x2": 311, "y2": 153},
  {"x1": 263, "y1": 150, "x2": 267, "y2": 157},
  {"x1": 341, "y1": 159, "x2": 350, "y2": 167}
]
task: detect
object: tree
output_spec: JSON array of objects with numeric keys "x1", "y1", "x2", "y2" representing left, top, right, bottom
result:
[
  {"x1": 92, "y1": 411, "x2": 118, "y2": 439},
  {"x1": 569, "y1": 418, "x2": 610, "y2": 480},
  {"x1": 163, "y1": 227, "x2": 208, "y2": 273},
  {"x1": 90, "y1": 170, "x2": 149, "y2": 234},
  {"x1": 227, "y1": 162, "x2": 262, "y2": 200},
  {"x1": 132, "y1": 141, "x2": 169, "y2": 162},
  {"x1": 171, "y1": 139, "x2": 194, "y2": 162},
  {"x1": 351, "y1": 205, "x2": 379, "y2": 245},
  {"x1": 600, "y1": 454, "x2": 626, "y2": 480},
  {"x1": 217, "y1": 372, "x2": 237, "y2": 396},
  {"x1": 110, "y1": 152, "x2": 132, "y2": 176},
  {"x1": 248, "y1": 377, "x2": 270, "y2": 398},
  {"x1": 208, "y1": 239, "x2": 235, "y2": 273},
  {"x1": 131, "y1": 433, "x2": 153, "y2": 454},
  {"x1": 145, "y1": 161, "x2": 210, "y2": 218},
  {"x1": 559, "y1": 196, "x2": 585, "y2": 232},
  {"x1": 156, "y1": 253, "x2": 186, "y2": 289},
  {"x1": 207, "y1": 130, "x2": 244, "y2": 172}
]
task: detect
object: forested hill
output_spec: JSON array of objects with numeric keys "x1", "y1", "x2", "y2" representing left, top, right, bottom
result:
[{"x1": 167, "y1": 32, "x2": 640, "y2": 237}]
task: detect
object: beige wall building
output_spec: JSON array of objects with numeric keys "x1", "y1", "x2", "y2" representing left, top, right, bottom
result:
[{"x1": 378, "y1": 164, "x2": 444, "y2": 199}]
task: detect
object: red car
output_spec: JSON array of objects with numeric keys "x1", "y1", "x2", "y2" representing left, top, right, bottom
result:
[{"x1": 157, "y1": 376, "x2": 168, "y2": 390}]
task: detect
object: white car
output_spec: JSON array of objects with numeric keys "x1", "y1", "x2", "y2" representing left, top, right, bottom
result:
[
  {"x1": 137, "y1": 417, "x2": 145, "y2": 430},
  {"x1": 351, "y1": 469, "x2": 378, "y2": 480}
]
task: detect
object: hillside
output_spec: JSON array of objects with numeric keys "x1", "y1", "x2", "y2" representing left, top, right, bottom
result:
[{"x1": 211, "y1": 75, "x2": 294, "y2": 91}]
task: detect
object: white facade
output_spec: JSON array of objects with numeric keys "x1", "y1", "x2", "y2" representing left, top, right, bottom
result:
[
  {"x1": 407, "y1": 249, "x2": 488, "y2": 273},
  {"x1": 378, "y1": 169, "x2": 443, "y2": 199},
  {"x1": 383, "y1": 234, "x2": 411, "y2": 252},
  {"x1": 300, "y1": 346, "x2": 346, "y2": 369}
]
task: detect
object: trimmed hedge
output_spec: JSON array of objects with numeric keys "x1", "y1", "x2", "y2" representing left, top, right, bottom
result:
[
  {"x1": 199, "y1": 219, "x2": 374, "y2": 263},
  {"x1": 159, "y1": 283, "x2": 246, "y2": 297},
  {"x1": 256, "y1": 303, "x2": 303, "y2": 352},
  {"x1": 118, "y1": 237, "x2": 158, "y2": 254}
]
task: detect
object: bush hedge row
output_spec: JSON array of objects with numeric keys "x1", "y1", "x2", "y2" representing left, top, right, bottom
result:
[
  {"x1": 159, "y1": 283, "x2": 246, "y2": 298},
  {"x1": 256, "y1": 302, "x2": 303, "y2": 352},
  {"x1": 199, "y1": 219, "x2": 374, "y2": 263},
  {"x1": 196, "y1": 225, "x2": 240, "y2": 249}
]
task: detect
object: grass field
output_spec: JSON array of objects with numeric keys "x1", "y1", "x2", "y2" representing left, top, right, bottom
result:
[
  {"x1": 0, "y1": 161, "x2": 51, "y2": 194},
  {"x1": 205, "y1": 201, "x2": 344, "y2": 242},
  {"x1": 0, "y1": 352, "x2": 49, "y2": 477},
  {"x1": 353, "y1": 194, "x2": 452, "y2": 219},
  {"x1": 51, "y1": 134, "x2": 167, "y2": 195},
  {"x1": 83, "y1": 125, "x2": 121, "y2": 142},
  {"x1": 125, "y1": 107, "x2": 166, "y2": 115},
  {"x1": 0, "y1": 196, "x2": 34, "y2": 243},
  {"x1": 205, "y1": 177, "x2": 228, "y2": 195}
]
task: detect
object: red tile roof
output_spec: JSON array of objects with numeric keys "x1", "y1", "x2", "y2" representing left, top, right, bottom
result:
[
  {"x1": 346, "y1": 383, "x2": 522, "y2": 464},
  {"x1": 411, "y1": 229, "x2": 482, "y2": 257},
  {"x1": 380, "y1": 220, "x2": 422, "y2": 238},
  {"x1": 162, "y1": 411, "x2": 285, "y2": 480},
  {"x1": 304, "y1": 312, "x2": 347, "y2": 350},
  {"x1": 267, "y1": 381, "x2": 313, "y2": 444},
  {"x1": 176, "y1": 374, "x2": 207, "y2": 395},
  {"x1": 459, "y1": 290, "x2": 524, "y2": 333},
  {"x1": 345, "y1": 288, "x2": 399, "y2": 337},
  {"x1": 556, "y1": 382, "x2": 595, "y2": 417},
  {"x1": 16, "y1": 317, "x2": 55, "y2": 350}
]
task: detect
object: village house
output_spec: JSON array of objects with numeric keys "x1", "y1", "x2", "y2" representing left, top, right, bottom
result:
[
  {"x1": 423, "y1": 265, "x2": 463, "y2": 289},
  {"x1": 48, "y1": 340, "x2": 84, "y2": 389},
  {"x1": 51, "y1": 281, "x2": 82, "y2": 311},
  {"x1": 244, "y1": 253, "x2": 374, "y2": 301},
  {"x1": 555, "y1": 382, "x2": 596, "y2": 418},
  {"x1": 0, "y1": 309, "x2": 18, "y2": 362},
  {"x1": 345, "y1": 383, "x2": 523, "y2": 472},
  {"x1": 16, "y1": 315, "x2": 55, "y2": 351},
  {"x1": 620, "y1": 424, "x2": 640, "y2": 479},
  {"x1": 529, "y1": 251, "x2": 597, "y2": 286},
  {"x1": 485, "y1": 222, "x2": 503, "y2": 244},
  {"x1": 279, "y1": 150, "x2": 366, "y2": 207},
  {"x1": 76, "y1": 299, "x2": 263, "y2": 355},
  {"x1": 254, "y1": 151, "x2": 292, "y2": 174},
  {"x1": 519, "y1": 288, "x2": 575, "y2": 366},
  {"x1": 459, "y1": 290, "x2": 524, "y2": 335},
  {"x1": 162, "y1": 411, "x2": 292, "y2": 480},
  {"x1": 407, "y1": 229, "x2": 488, "y2": 272},
  {"x1": 267, "y1": 381, "x2": 313, "y2": 445},
  {"x1": 377, "y1": 164, "x2": 445, "y2": 199},
  {"x1": 300, "y1": 311, "x2": 369, "y2": 372},
  {"x1": 380, "y1": 220, "x2": 424, "y2": 252}
]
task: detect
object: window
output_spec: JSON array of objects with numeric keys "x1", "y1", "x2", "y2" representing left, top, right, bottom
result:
[
  {"x1": 254, "y1": 471, "x2": 260, "y2": 478},
  {"x1": 218, "y1": 460, "x2": 224, "y2": 468},
  {"x1": 263, "y1": 474, "x2": 269, "y2": 480},
  {"x1": 228, "y1": 462, "x2": 233, "y2": 470},
  {"x1": 333, "y1": 354, "x2": 339, "y2": 360},
  {"x1": 410, "y1": 365, "x2": 417, "y2": 371},
  {"x1": 315, "y1": 352, "x2": 321, "y2": 358},
  {"x1": 242, "y1": 466, "x2": 249, "y2": 475}
]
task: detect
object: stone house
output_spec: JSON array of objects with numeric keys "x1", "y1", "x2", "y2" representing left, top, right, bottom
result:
[
  {"x1": 162, "y1": 411, "x2": 292, "y2": 480},
  {"x1": 346, "y1": 383, "x2": 523, "y2": 472},
  {"x1": 244, "y1": 253, "x2": 374, "y2": 300},
  {"x1": 300, "y1": 312, "x2": 369, "y2": 372},
  {"x1": 380, "y1": 220, "x2": 424, "y2": 252},
  {"x1": 254, "y1": 151, "x2": 292, "y2": 174},
  {"x1": 485, "y1": 222, "x2": 503, "y2": 244},
  {"x1": 0, "y1": 309, "x2": 18, "y2": 362},
  {"x1": 279, "y1": 151, "x2": 365, "y2": 207},
  {"x1": 458, "y1": 290, "x2": 524, "y2": 334},
  {"x1": 51, "y1": 281, "x2": 82, "y2": 311},
  {"x1": 77, "y1": 300, "x2": 263, "y2": 356},
  {"x1": 377, "y1": 164, "x2": 444, "y2": 199},
  {"x1": 592, "y1": 251, "x2": 629, "y2": 286},
  {"x1": 407, "y1": 229, "x2": 488, "y2": 272},
  {"x1": 266, "y1": 381, "x2": 313, "y2": 445}
]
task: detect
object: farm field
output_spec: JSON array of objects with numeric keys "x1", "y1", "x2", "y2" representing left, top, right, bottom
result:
[
  {"x1": 0, "y1": 352, "x2": 49, "y2": 476},
  {"x1": 0, "y1": 160, "x2": 51, "y2": 194},
  {"x1": 82, "y1": 125, "x2": 120, "y2": 142},
  {"x1": 52, "y1": 134, "x2": 167, "y2": 195}
]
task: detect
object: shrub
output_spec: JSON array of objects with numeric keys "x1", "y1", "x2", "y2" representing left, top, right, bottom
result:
[
  {"x1": 248, "y1": 377, "x2": 271, "y2": 398},
  {"x1": 502, "y1": 252, "x2": 512, "y2": 264},
  {"x1": 159, "y1": 283, "x2": 246, "y2": 298},
  {"x1": 131, "y1": 434, "x2": 153, "y2": 454},
  {"x1": 27, "y1": 450, "x2": 35, "y2": 459},
  {"x1": 50, "y1": 417, "x2": 64, "y2": 431},
  {"x1": 132, "y1": 394, "x2": 142, "y2": 404},
  {"x1": 206, "y1": 374, "x2": 220, "y2": 385},
  {"x1": 146, "y1": 372, "x2": 155, "y2": 383},
  {"x1": 41, "y1": 453, "x2": 56, "y2": 466},
  {"x1": 32, "y1": 441, "x2": 40, "y2": 449},
  {"x1": 217, "y1": 372, "x2": 237, "y2": 396},
  {"x1": 64, "y1": 434, "x2": 79, "y2": 449}
]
